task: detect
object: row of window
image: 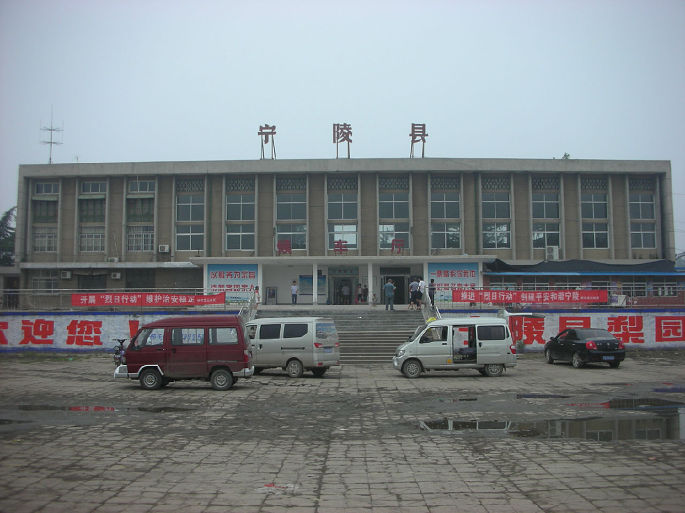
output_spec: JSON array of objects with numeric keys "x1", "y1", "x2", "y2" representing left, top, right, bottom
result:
[{"x1": 29, "y1": 180, "x2": 658, "y2": 252}]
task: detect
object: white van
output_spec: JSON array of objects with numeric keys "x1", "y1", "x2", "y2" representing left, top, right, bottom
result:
[
  {"x1": 392, "y1": 316, "x2": 516, "y2": 378},
  {"x1": 246, "y1": 317, "x2": 340, "y2": 378}
]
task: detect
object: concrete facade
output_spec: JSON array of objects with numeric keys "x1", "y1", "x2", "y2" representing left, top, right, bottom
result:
[{"x1": 14, "y1": 157, "x2": 675, "y2": 305}]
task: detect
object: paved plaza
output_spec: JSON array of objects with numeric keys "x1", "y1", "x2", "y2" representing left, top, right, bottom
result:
[{"x1": 0, "y1": 350, "x2": 684, "y2": 512}]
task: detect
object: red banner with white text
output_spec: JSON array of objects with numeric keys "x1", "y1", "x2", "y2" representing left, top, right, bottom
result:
[
  {"x1": 71, "y1": 292, "x2": 226, "y2": 307},
  {"x1": 452, "y1": 289, "x2": 608, "y2": 304}
]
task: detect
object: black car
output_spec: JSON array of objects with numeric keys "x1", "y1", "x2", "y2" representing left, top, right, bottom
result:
[{"x1": 544, "y1": 328, "x2": 625, "y2": 369}]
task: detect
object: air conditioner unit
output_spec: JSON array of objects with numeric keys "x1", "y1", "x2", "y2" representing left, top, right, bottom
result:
[
  {"x1": 60, "y1": 270, "x2": 72, "y2": 280},
  {"x1": 158, "y1": 244, "x2": 170, "y2": 253},
  {"x1": 110, "y1": 272, "x2": 121, "y2": 280},
  {"x1": 545, "y1": 246, "x2": 560, "y2": 261},
  {"x1": 106, "y1": 257, "x2": 119, "y2": 263}
]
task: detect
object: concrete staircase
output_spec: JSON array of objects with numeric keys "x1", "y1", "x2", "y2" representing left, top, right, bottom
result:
[{"x1": 254, "y1": 306, "x2": 426, "y2": 364}]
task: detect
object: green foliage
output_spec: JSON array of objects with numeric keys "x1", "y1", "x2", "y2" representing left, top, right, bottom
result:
[{"x1": 0, "y1": 206, "x2": 16, "y2": 266}]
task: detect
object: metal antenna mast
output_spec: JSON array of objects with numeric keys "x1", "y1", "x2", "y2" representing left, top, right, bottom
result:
[{"x1": 41, "y1": 108, "x2": 63, "y2": 164}]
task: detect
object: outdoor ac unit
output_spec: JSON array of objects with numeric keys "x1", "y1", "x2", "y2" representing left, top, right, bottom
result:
[
  {"x1": 60, "y1": 270, "x2": 72, "y2": 280},
  {"x1": 158, "y1": 244, "x2": 170, "y2": 253},
  {"x1": 545, "y1": 246, "x2": 560, "y2": 261},
  {"x1": 110, "y1": 272, "x2": 122, "y2": 280},
  {"x1": 106, "y1": 256, "x2": 119, "y2": 263}
]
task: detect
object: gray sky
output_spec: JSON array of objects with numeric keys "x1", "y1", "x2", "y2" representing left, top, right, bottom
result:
[{"x1": 1, "y1": 0, "x2": 684, "y2": 254}]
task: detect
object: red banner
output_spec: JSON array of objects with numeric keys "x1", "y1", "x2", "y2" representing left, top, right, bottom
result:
[
  {"x1": 451, "y1": 289, "x2": 608, "y2": 304},
  {"x1": 71, "y1": 292, "x2": 226, "y2": 307}
]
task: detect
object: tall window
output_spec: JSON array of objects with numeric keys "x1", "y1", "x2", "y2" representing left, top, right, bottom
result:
[
  {"x1": 327, "y1": 176, "x2": 358, "y2": 250},
  {"x1": 32, "y1": 193, "x2": 59, "y2": 253},
  {"x1": 481, "y1": 176, "x2": 511, "y2": 249},
  {"x1": 78, "y1": 180, "x2": 106, "y2": 253},
  {"x1": 226, "y1": 177, "x2": 255, "y2": 251},
  {"x1": 276, "y1": 176, "x2": 307, "y2": 250},
  {"x1": 581, "y1": 177, "x2": 608, "y2": 249},
  {"x1": 430, "y1": 176, "x2": 460, "y2": 250},
  {"x1": 532, "y1": 192, "x2": 560, "y2": 219},
  {"x1": 629, "y1": 179, "x2": 656, "y2": 250},
  {"x1": 378, "y1": 176, "x2": 409, "y2": 250},
  {"x1": 126, "y1": 179, "x2": 155, "y2": 252},
  {"x1": 176, "y1": 178, "x2": 204, "y2": 251}
]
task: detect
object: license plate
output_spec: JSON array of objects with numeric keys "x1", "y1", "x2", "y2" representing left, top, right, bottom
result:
[
  {"x1": 324, "y1": 347, "x2": 333, "y2": 353},
  {"x1": 602, "y1": 355, "x2": 614, "y2": 361}
]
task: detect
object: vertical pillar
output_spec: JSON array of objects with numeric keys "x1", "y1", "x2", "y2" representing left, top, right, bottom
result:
[
  {"x1": 312, "y1": 262, "x2": 318, "y2": 305},
  {"x1": 367, "y1": 262, "x2": 374, "y2": 308}
]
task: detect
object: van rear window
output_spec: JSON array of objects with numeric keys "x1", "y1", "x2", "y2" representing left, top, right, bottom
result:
[
  {"x1": 316, "y1": 322, "x2": 337, "y2": 339},
  {"x1": 284, "y1": 324, "x2": 308, "y2": 338},
  {"x1": 477, "y1": 325, "x2": 506, "y2": 341}
]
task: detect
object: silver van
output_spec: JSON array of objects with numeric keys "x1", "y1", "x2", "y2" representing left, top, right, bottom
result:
[
  {"x1": 246, "y1": 317, "x2": 340, "y2": 377},
  {"x1": 393, "y1": 316, "x2": 516, "y2": 378}
]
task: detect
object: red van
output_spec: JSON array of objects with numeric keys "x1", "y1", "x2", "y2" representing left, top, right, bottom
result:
[{"x1": 114, "y1": 315, "x2": 253, "y2": 390}]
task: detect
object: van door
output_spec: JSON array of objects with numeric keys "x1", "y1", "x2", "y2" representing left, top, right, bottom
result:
[
  {"x1": 256, "y1": 323, "x2": 282, "y2": 366},
  {"x1": 414, "y1": 325, "x2": 450, "y2": 368},
  {"x1": 282, "y1": 322, "x2": 311, "y2": 366},
  {"x1": 476, "y1": 324, "x2": 508, "y2": 364},
  {"x1": 450, "y1": 325, "x2": 476, "y2": 362},
  {"x1": 167, "y1": 327, "x2": 207, "y2": 377},
  {"x1": 127, "y1": 327, "x2": 167, "y2": 373}
]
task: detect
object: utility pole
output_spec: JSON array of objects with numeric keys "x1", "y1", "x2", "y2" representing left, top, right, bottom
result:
[{"x1": 41, "y1": 107, "x2": 63, "y2": 164}]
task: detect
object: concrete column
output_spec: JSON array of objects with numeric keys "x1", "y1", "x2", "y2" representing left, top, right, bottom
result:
[
  {"x1": 312, "y1": 262, "x2": 318, "y2": 304},
  {"x1": 367, "y1": 262, "x2": 374, "y2": 308}
]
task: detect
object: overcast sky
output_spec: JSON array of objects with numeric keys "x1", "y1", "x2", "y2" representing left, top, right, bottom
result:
[{"x1": 1, "y1": 0, "x2": 684, "y2": 254}]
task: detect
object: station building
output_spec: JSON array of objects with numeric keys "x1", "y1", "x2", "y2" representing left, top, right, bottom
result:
[{"x1": 13, "y1": 157, "x2": 681, "y2": 308}]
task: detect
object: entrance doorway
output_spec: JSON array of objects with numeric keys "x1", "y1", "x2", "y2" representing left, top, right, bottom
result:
[
  {"x1": 382, "y1": 275, "x2": 407, "y2": 305},
  {"x1": 331, "y1": 277, "x2": 355, "y2": 305}
]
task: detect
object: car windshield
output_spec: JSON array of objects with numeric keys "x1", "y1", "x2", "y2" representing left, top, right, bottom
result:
[{"x1": 575, "y1": 329, "x2": 614, "y2": 339}]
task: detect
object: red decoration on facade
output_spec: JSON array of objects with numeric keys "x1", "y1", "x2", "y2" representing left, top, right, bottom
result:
[{"x1": 19, "y1": 319, "x2": 54, "y2": 345}]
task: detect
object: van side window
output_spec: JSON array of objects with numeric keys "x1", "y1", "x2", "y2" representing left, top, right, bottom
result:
[
  {"x1": 260, "y1": 324, "x2": 281, "y2": 339},
  {"x1": 423, "y1": 326, "x2": 447, "y2": 342},
  {"x1": 283, "y1": 324, "x2": 308, "y2": 338},
  {"x1": 171, "y1": 328, "x2": 205, "y2": 345},
  {"x1": 477, "y1": 325, "x2": 506, "y2": 340},
  {"x1": 209, "y1": 327, "x2": 238, "y2": 345},
  {"x1": 137, "y1": 328, "x2": 164, "y2": 347}
]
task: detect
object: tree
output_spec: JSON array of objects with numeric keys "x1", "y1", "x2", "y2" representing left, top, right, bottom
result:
[{"x1": 0, "y1": 206, "x2": 16, "y2": 266}]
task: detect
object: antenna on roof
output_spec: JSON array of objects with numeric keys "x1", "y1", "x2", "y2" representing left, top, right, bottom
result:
[{"x1": 41, "y1": 106, "x2": 63, "y2": 164}]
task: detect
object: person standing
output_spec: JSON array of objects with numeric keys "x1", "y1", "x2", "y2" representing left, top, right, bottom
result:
[
  {"x1": 408, "y1": 277, "x2": 419, "y2": 310},
  {"x1": 342, "y1": 283, "x2": 351, "y2": 305},
  {"x1": 417, "y1": 276, "x2": 426, "y2": 309},
  {"x1": 362, "y1": 284, "x2": 369, "y2": 303},
  {"x1": 428, "y1": 279, "x2": 436, "y2": 307},
  {"x1": 290, "y1": 280, "x2": 298, "y2": 305},
  {"x1": 383, "y1": 279, "x2": 396, "y2": 311}
]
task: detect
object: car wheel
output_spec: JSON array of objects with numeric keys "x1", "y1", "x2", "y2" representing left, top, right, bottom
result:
[
  {"x1": 572, "y1": 352, "x2": 585, "y2": 369},
  {"x1": 609, "y1": 361, "x2": 621, "y2": 369},
  {"x1": 311, "y1": 367, "x2": 327, "y2": 377},
  {"x1": 139, "y1": 368, "x2": 163, "y2": 390},
  {"x1": 402, "y1": 359, "x2": 422, "y2": 379},
  {"x1": 210, "y1": 369, "x2": 234, "y2": 390},
  {"x1": 285, "y1": 359, "x2": 304, "y2": 378},
  {"x1": 545, "y1": 349, "x2": 554, "y2": 364},
  {"x1": 483, "y1": 364, "x2": 504, "y2": 377}
]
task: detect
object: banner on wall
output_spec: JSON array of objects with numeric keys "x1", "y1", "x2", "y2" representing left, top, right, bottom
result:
[
  {"x1": 0, "y1": 311, "x2": 684, "y2": 351},
  {"x1": 427, "y1": 262, "x2": 479, "y2": 302},
  {"x1": 71, "y1": 292, "x2": 225, "y2": 307},
  {"x1": 452, "y1": 289, "x2": 608, "y2": 304},
  {"x1": 206, "y1": 264, "x2": 258, "y2": 302}
]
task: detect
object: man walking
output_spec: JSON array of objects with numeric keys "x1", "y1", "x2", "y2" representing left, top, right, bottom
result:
[{"x1": 383, "y1": 279, "x2": 396, "y2": 311}]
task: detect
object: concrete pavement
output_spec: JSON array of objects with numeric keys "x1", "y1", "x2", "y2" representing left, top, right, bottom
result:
[{"x1": 0, "y1": 351, "x2": 684, "y2": 512}]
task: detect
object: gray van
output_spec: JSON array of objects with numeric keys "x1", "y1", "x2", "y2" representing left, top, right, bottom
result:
[
  {"x1": 246, "y1": 317, "x2": 340, "y2": 377},
  {"x1": 393, "y1": 316, "x2": 517, "y2": 378}
]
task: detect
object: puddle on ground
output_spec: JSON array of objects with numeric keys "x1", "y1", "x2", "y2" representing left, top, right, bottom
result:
[
  {"x1": 421, "y1": 406, "x2": 685, "y2": 441},
  {"x1": 517, "y1": 393, "x2": 571, "y2": 399},
  {"x1": 15, "y1": 405, "x2": 195, "y2": 414},
  {"x1": 567, "y1": 398, "x2": 684, "y2": 410}
]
